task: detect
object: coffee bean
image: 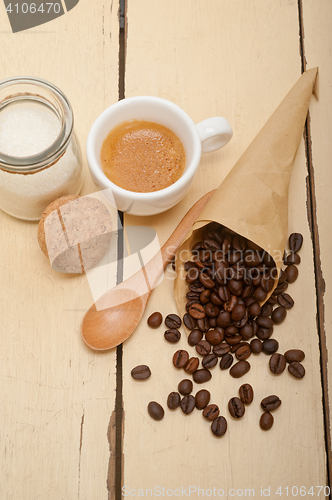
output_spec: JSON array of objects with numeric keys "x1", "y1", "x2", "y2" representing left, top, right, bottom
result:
[
  {"x1": 213, "y1": 343, "x2": 231, "y2": 357},
  {"x1": 271, "y1": 306, "x2": 287, "y2": 324},
  {"x1": 199, "y1": 272, "x2": 215, "y2": 289},
  {"x1": 256, "y1": 316, "x2": 274, "y2": 329},
  {"x1": 200, "y1": 289, "x2": 211, "y2": 304},
  {"x1": 183, "y1": 313, "x2": 197, "y2": 330},
  {"x1": 274, "y1": 282, "x2": 288, "y2": 295},
  {"x1": 262, "y1": 339, "x2": 279, "y2": 354},
  {"x1": 289, "y1": 233, "x2": 303, "y2": 253},
  {"x1": 231, "y1": 304, "x2": 246, "y2": 322},
  {"x1": 205, "y1": 302, "x2": 220, "y2": 318},
  {"x1": 261, "y1": 276, "x2": 274, "y2": 293},
  {"x1": 196, "y1": 317, "x2": 210, "y2": 332},
  {"x1": 260, "y1": 412, "x2": 274, "y2": 430},
  {"x1": 230, "y1": 360, "x2": 250, "y2": 378},
  {"x1": 228, "y1": 397, "x2": 245, "y2": 418},
  {"x1": 195, "y1": 389, "x2": 211, "y2": 410},
  {"x1": 235, "y1": 344, "x2": 251, "y2": 361},
  {"x1": 167, "y1": 392, "x2": 181, "y2": 410},
  {"x1": 173, "y1": 350, "x2": 189, "y2": 368},
  {"x1": 240, "y1": 323, "x2": 254, "y2": 340},
  {"x1": 288, "y1": 361, "x2": 305, "y2": 378},
  {"x1": 267, "y1": 296, "x2": 278, "y2": 305},
  {"x1": 188, "y1": 329, "x2": 203, "y2": 346},
  {"x1": 226, "y1": 334, "x2": 242, "y2": 347},
  {"x1": 250, "y1": 338, "x2": 262, "y2": 354},
  {"x1": 220, "y1": 353, "x2": 234, "y2": 370},
  {"x1": 184, "y1": 357, "x2": 199, "y2": 374},
  {"x1": 188, "y1": 303, "x2": 206, "y2": 319},
  {"x1": 164, "y1": 329, "x2": 181, "y2": 343},
  {"x1": 178, "y1": 379, "x2": 193, "y2": 395},
  {"x1": 260, "y1": 303, "x2": 273, "y2": 317},
  {"x1": 277, "y1": 293, "x2": 294, "y2": 309},
  {"x1": 180, "y1": 395, "x2": 196, "y2": 414},
  {"x1": 256, "y1": 327, "x2": 273, "y2": 340},
  {"x1": 284, "y1": 252, "x2": 301, "y2": 265},
  {"x1": 203, "y1": 404, "x2": 220, "y2": 420},
  {"x1": 147, "y1": 312, "x2": 162, "y2": 328},
  {"x1": 218, "y1": 285, "x2": 230, "y2": 302},
  {"x1": 196, "y1": 340, "x2": 211, "y2": 356},
  {"x1": 285, "y1": 264, "x2": 298, "y2": 284},
  {"x1": 165, "y1": 314, "x2": 182, "y2": 329},
  {"x1": 193, "y1": 368, "x2": 212, "y2": 384},
  {"x1": 131, "y1": 365, "x2": 151, "y2": 380},
  {"x1": 211, "y1": 416, "x2": 228, "y2": 437},
  {"x1": 225, "y1": 325, "x2": 239, "y2": 337},
  {"x1": 189, "y1": 282, "x2": 205, "y2": 293},
  {"x1": 269, "y1": 353, "x2": 286, "y2": 374},
  {"x1": 210, "y1": 292, "x2": 223, "y2": 306},
  {"x1": 284, "y1": 349, "x2": 305, "y2": 363},
  {"x1": 253, "y1": 287, "x2": 267, "y2": 302},
  {"x1": 248, "y1": 301, "x2": 261, "y2": 318},
  {"x1": 231, "y1": 341, "x2": 250, "y2": 353},
  {"x1": 205, "y1": 329, "x2": 223, "y2": 346},
  {"x1": 261, "y1": 395, "x2": 281, "y2": 411},
  {"x1": 186, "y1": 267, "x2": 199, "y2": 283},
  {"x1": 148, "y1": 401, "x2": 164, "y2": 421},
  {"x1": 239, "y1": 383, "x2": 254, "y2": 405},
  {"x1": 217, "y1": 310, "x2": 232, "y2": 328},
  {"x1": 202, "y1": 353, "x2": 218, "y2": 369}
]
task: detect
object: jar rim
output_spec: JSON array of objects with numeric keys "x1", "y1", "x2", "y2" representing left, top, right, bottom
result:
[{"x1": 0, "y1": 76, "x2": 74, "y2": 173}]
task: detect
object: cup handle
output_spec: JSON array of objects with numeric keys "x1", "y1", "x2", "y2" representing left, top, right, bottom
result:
[{"x1": 196, "y1": 117, "x2": 233, "y2": 154}]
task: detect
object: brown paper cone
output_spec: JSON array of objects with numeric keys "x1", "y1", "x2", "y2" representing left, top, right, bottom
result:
[{"x1": 174, "y1": 68, "x2": 318, "y2": 322}]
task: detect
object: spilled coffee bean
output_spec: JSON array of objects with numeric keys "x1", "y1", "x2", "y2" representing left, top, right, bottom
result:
[
  {"x1": 167, "y1": 392, "x2": 181, "y2": 410},
  {"x1": 261, "y1": 395, "x2": 281, "y2": 412},
  {"x1": 211, "y1": 416, "x2": 228, "y2": 437},
  {"x1": 180, "y1": 395, "x2": 196, "y2": 414},
  {"x1": 228, "y1": 397, "x2": 245, "y2": 418},
  {"x1": 147, "y1": 312, "x2": 162, "y2": 328},
  {"x1": 288, "y1": 361, "x2": 305, "y2": 379},
  {"x1": 260, "y1": 412, "x2": 274, "y2": 430},
  {"x1": 131, "y1": 365, "x2": 151, "y2": 380},
  {"x1": 148, "y1": 401, "x2": 164, "y2": 421}
]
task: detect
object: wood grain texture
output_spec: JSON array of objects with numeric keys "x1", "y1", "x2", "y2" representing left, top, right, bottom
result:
[
  {"x1": 123, "y1": 0, "x2": 327, "y2": 494},
  {"x1": 0, "y1": 1, "x2": 119, "y2": 498},
  {"x1": 301, "y1": 0, "x2": 332, "y2": 480}
]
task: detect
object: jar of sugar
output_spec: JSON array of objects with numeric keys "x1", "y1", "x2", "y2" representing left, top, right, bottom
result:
[{"x1": 0, "y1": 77, "x2": 83, "y2": 220}]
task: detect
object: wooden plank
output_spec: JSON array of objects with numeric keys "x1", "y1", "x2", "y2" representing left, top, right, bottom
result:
[
  {"x1": 122, "y1": 0, "x2": 327, "y2": 494},
  {"x1": 301, "y1": 0, "x2": 332, "y2": 482},
  {"x1": 0, "y1": 2, "x2": 120, "y2": 499}
]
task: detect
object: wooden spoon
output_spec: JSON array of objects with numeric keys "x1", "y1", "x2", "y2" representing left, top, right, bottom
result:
[{"x1": 81, "y1": 190, "x2": 216, "y2": 350}]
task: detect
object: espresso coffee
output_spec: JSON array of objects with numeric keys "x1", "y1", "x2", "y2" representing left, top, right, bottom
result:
[{"x1": 101, "y1": 120, "x2": 186, "y2": 192}]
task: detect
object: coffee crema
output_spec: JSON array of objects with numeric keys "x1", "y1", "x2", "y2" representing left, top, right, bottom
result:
[{"x1": 100, "y1": 120, "x2": 186, "y2": 193}]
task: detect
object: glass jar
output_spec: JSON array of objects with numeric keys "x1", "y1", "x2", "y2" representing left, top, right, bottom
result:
[{"x1": 0, "y1": 77, "x2": 83, "y2": 220}]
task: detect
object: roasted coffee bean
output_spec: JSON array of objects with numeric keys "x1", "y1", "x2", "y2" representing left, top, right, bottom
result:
[
  {"x1": 202, "y1": 353, "x2": 218, "y2": 369},
  {"x1": 235, "y1": 344, "x2": 251, "y2": 361},
  {"x1": 210, "y1": 292, "x2": 223, "y2": 306},
  {"x1": 277, "y1": 293, "x2": 294, "y2": 309},
  {"x1": 244, "y1": 249, "x2": 262, "y2": 267},
  {"x1": 188, "y1": 329, "x2": 203, "y2": 346},
  {"x1": 167, "y1": 392, "x2": 181, "y2": 410},
  {"x1": 228, "y1": 397, "x2": 245, "y2": 418},
  {"x1": 183, "y1": 313, "x2": 197, "y2": 330},
  {"x1": 186, "y1": 267, "x2": 199, "y2": 283},
  {"x1": 225, "y1": 325, "x2": 239, "y2": 337},
  {"x1": 186, "y1": 299, "x2": 200, "y2": 310},
  {"x1": 184, "y1": 357, "x2": 199, "y2": 374},
  {"x1": 224, "y1": 295, "x2": 238, "y2": 312},
  {"x1": 147, "y1": 312, "x2": 163, "y2": 328},
  {"x1": 222, "y1": 233, "x2": 232, "y2": 253},
  {"x1": 233, "y1": 234, "x2": 247, "y2": 251},
  {"x1": 248, "y1": 301, "x2": 261, "y2": 318},
  {"x1": 203, "y1": 404, "x2": 220, "y2": 420},
  {"x1": 231, "y1": 304, "x2": 246, "y2": 322},
  {"x1": 256, "y1": 316, "x2": 274, "y2": 329},
  {"x1": 164, "y1": 329, "x2": 181, "y2": 343},
  {"x1": 200, "y1": 289, "x2": 211, "y2": 304},
  {"x1": 260, "y1": 303, "x2": 273, "y2": 317},
  {"x1": 284, "y1": 252, "x2": 301, "y2": 265},
  {"x1": 250, "y1": 338, "x2": 263, "y2": 354},
  {"x1": 195, "y1": 389, "x2": 211, "y2": 410},
  {"x1": 239, "y1": 383, "x2": 254, "y2": 405},
  {"x1": 189, "y1": 282, "x2": 205, "y2": 293},
  {"x1": 196, "y1": 340, "x2": 211, "y2": 356},
  {"x1": 261, "y1": 276, "x2": 274, "y2": 293},
  {"x1": 184, "y1": 261, "x2": 196, "y2": 271},
  {"x1": 261, "y1": 395, "x2": 281, "y2": 411},
  {"x1": 213, "y1": 343, "x2": 231, "y2": 357},
  {"x1": 211, "y1": 416, "x2": 228, "y2": 437},
  {"x1": 191, "y1": 241, "x2": 203, "y2": 252},
  {"x1": 205, "y1": 302, "x2": 220, "y2": 318},
  {"x1": 228, "y1": 280, "x2": 243, "y2": 297},
  {"x1": 242, "y1": 284, "x2": 253, "y2": 300},
  {"x1": 148, "y1": 401, "x2": 164, "y2": 421},
  {"x1": 217, "y1": 310, "x2": 232, "y2": 328},
  {"x1": 269, "y1": 353, "x2": 286, "y2": 374},
  {"x1": 173, "y1": 350, "x2": 189, "y2": 368},
  {"x1": 271, "y1": 306, "x2": 287, "y2": 324},
  {"x1": 278, "y1": 269, "x2": 288, "y2": 284},
  {"x1": 249, "y1": 319, "x2": 259, "y2": 336},
  {"x1": 253, "y1": 287, "x2": 267, "y2": 302},
  {"x1": 256, "y1": 327, "x2": 273, "y2": 340},
  {"x1": 289, "y1": 233, "x2": 303, "y2": 253},
  {"x1": 218, "y1": 285, "x2": 231, "y2": 302},
  {"x1": 230, "y1": 360, "x2": 250, "y2": 378},
  {"x1": 267, "y1": 295, "x2": 278, "y2": 305},
  {"x1": 186, "y1": 291, "x2": 200, "y2": 301},
  {"x1": 288, "y1": 361, "x2": 305, "y2": 378},
  {"x1": 199, "y1": 272, "x2": 215, "y2": 289},
  {"x1": 131, "y1": 365, "x2": 151, "y2": 380},
  {"x1": 196, "y1": 317, "x2": 210, "y2": 332},
  {"x1": 165, "y1": 314, "x2": 182, "y2": 329},
  {"x1": 205, "y1": 329, "x2": 222, "y2": 346},
  {"x1": 284, "y1": 349, "x2": 305, "y2": 363},
  {"x1": 180, "y1": 395, "x2": 196, "y2": 414},
  {"x1": 209, "y1": 318, "x2": 217, "y2": 328},
  {"x1": 225, "y1": 334, "x2": 242, "y2": 346},
  {"x1": 260, "y1": 412, "x2": 274, "y2": 430},
  {"x1": 262, "y1": 339, "x2": 279, "y2": 354},
  {"x1": 285, "y1": 264, "x2": 298, "y2": 284},
  {"x1": 240, "y1": 323, "x2": 254, "y2": 340},
  {"x1": 178, "y1": 379, "x2": 193, "y2": 395},
  {"x1": 274, "y1": 281, "x2": 288, "y2": 295},
  {"x1": 188, "y1": 303, "x2": 206, "y2": 319},
  {"x1": 220, "y1": 353, "x2": 234, "y2": 370},
  {"x1": 193, "y1": 368, "x2": 212, "y2": 384},
  {"x1": 203, "y1": 238, "x2": 221, "y2": 251}
]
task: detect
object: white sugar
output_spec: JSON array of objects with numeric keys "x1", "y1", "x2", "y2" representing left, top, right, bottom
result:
[{"x1": 0, "y1": 105, "x2": 61, "y2": 157}]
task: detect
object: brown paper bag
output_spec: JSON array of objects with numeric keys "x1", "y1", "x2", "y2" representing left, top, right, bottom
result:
[{"x1": 174, "y1": 68, "x2": 318, "y2": 323}]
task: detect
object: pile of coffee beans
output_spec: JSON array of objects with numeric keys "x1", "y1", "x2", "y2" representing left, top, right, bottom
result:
[{"x1": 134, "y1": 227, "x2": 306, "y2": 435}]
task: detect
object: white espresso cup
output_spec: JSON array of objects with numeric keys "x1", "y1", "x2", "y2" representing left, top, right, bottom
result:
[{"x1": 86, "y1": 96, "x2": 232, "y2": 216}]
